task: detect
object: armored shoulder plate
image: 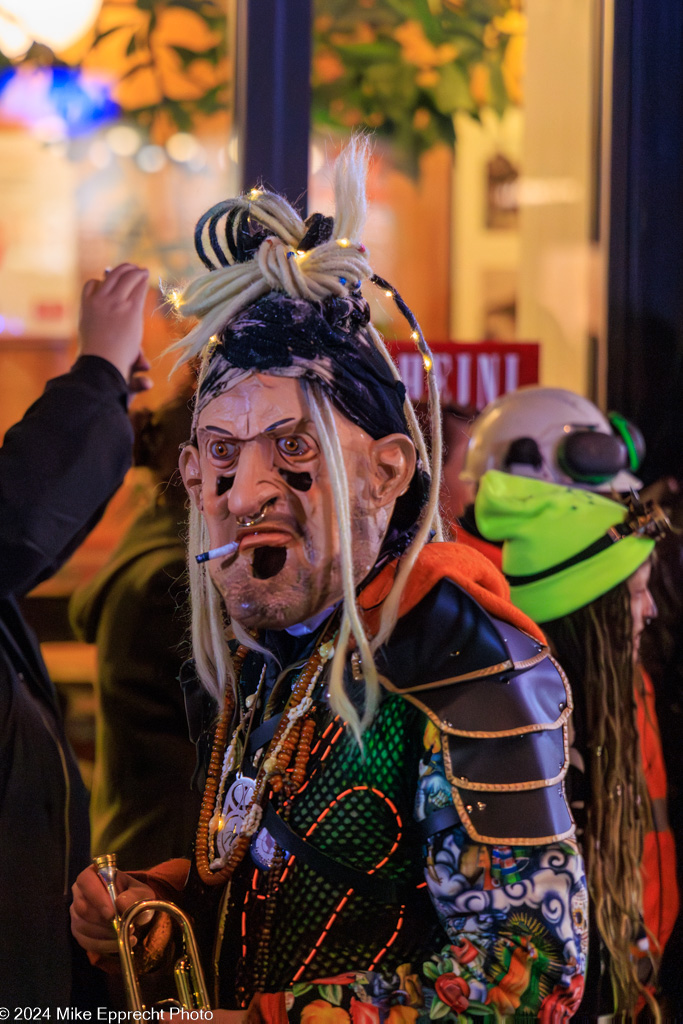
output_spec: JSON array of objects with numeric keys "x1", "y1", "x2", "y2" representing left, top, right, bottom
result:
[{"x1": 376, "y1": 579, "x2": 574, "y2": 846}]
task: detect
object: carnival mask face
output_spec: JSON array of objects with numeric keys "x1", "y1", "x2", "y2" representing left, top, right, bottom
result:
[
  {"x1": 180, "y1": 373, "x2": 415, "y2": 631},
  {"x1": 627, "y1": 558, "x2": 657, "y2": 663}
]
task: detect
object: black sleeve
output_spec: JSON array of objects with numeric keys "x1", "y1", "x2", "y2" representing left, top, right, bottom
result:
[{"x1": 0, "y1": 355, "x2": 134, "y2": 599}]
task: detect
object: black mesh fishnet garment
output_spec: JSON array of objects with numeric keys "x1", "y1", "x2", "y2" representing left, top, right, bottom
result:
[{"x1": 220, "y1": 693, "x2": 444, "y2": 1004}]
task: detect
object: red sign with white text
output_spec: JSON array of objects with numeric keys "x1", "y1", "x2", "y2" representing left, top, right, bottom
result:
[{"x1": 387, "y1": 341, "x2": 540, "y2": 410}]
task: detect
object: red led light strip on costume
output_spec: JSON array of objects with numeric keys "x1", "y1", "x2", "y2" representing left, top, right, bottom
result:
[
  {"x1": 290, "y1": 784, "x2": 403, "y2": 980},
  {"x1": 296, "y1": 721, "x2": 345, "y2": 798},
  {"x1": 368, "y1": 905, "x2": 405, "y2": 970}
]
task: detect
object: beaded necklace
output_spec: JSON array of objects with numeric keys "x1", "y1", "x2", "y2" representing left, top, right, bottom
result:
[{"x1": 195, "y1": 631, "x2": 336, "y2": 886}]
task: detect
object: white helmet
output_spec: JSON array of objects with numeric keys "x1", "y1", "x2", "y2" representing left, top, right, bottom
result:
[{"x1": 461, "y1": 386, "x2": 644, "y2": 493}]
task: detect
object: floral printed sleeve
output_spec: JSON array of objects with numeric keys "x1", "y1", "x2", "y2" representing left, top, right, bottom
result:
[{"x1": 281, "y1": 722, "x2": 588, "y2": 1024}]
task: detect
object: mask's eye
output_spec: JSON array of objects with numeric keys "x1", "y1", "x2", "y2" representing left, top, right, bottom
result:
[
  {"x1": 209, "y1": 438, "x2": 239, "y2": 463},
  {"x1": 277, "y1": 436, "x2": 311, "y2": 458}
]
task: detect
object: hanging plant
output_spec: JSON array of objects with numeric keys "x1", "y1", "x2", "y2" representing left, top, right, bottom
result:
[
  {"x1": 0, "y1": 0, "x2": 229, "y2": 140},
  {"x1": 0, "y1": 0, "x2": 523, "y2": 156},
  {"x1": 311, "y1": 0, "x2": 525, "y2": 165},
  {"x1": 81, "y1": 0, "x2": 229, "y2": 137}
]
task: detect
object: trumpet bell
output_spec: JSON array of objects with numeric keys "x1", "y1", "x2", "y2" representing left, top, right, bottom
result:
[
  {"x1": 93, "y1": 854, "x2": 212, "y2": 1011},
  {"x1": 118, "y1": 900, "x2": 212, "y2": 1011}
]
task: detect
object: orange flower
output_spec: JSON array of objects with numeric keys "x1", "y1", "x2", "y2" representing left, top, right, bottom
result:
[
  {"x1": 349, "y1": 999, "x2": 380, "y2": 1024},
  {"x1": 330, "y1": 24, "x2": 376, "y2": 46},
  {"x1": 469, "y1": 63, "x2": 489, "y2": 107},
  {"x1": 450, "y1": 937, "x2": 480, "y2": 966},
  {"x1": 422, "y1": 720, "x2": 441, "y2": 754},
  {"x1": 396, "y1": 964, "x2": 424, "y2": 1007},
  {"x1": 313, "y1": 51, "x2": 346, "y2": 85},
  {"x1": 340, "y1": 108, "x2": 363, "y2": 127},
  {"x1": 413, "y1": 108, "x2": 431, "y2": 131},
  {"x1": 493, "y1": 11, "x2": 527, "y2": 36},
  {"x1": 502, "y1": 34, "x2": 525, "y2": 105},
  {"x1": 301, "y1": 1001, "x2": 350, "y2": 1024},
  {"x1": 394, "y1": 21, "x2": 457, "y2": 69},
  {"x1": 386, "y1": 1007, "x2": 419, "y2": 1024},
  {"x1": 415, "y1": 69, "x2": 439, "y2": 89},
  {"x1": 486, "y1": 940, "x2": 537, "y2": 1014}
]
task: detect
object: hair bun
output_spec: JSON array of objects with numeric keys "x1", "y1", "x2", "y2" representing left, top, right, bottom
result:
[
  {"x1": 298, "y1": 213, "x2": 334, "y2": 251},
  {"x1": 322, "y1": 294, "x2": 371, "y2": 334}
]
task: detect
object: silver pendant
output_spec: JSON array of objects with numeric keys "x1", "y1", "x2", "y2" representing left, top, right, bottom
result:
[
  {"x1": 215, "y1": 774, "x2": 257, "y2": 860},
  {"x1": 251, "y1": 826, "x2": 286, "y2": 871}
]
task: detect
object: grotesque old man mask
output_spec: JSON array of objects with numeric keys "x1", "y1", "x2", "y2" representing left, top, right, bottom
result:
[{"x1": 172, "y1": 141, "x2": 442, "y2": 736}]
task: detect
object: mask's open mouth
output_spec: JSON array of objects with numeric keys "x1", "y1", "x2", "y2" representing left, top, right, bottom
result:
[{"x1": 252, "y1": 545, "x2": 288, "y2": 580}]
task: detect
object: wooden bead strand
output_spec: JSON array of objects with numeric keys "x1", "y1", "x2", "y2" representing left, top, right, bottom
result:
[
  {"x1": 195, "y1": 646, "x2": 248, "y2": 885},
  {"x1": 195, "y1": 630, "x2": 336, "y2": 887}
]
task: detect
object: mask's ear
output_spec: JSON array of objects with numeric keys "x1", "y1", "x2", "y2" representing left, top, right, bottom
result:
[
  {"x1": 179, "y1": 444, "x2": 203, "y2": 511},
  {"x1": 369, "y1": 434, "x2": 417, "y2": 509}
]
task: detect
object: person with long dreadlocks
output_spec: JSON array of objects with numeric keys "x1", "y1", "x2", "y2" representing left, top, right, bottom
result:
[
  {"x1": 475, "y1": 471, "x2": 677, "y2": 1019},
  {"x1": 70, "y1": 142, "x2": 586, "y2": 1020}
]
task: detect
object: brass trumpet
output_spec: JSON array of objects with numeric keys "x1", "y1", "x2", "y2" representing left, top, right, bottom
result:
[{"x1": 93, "y1": 854, "x2": 212, "y2": 1011}]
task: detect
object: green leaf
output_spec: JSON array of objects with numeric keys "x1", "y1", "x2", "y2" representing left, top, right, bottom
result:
[
  {"x1": 333, "y1": 40, "x2": 398, "y2": 61},
  {"x1": 291, "y1": 983, "x2": 314, "y2": 997},
  {"x1": 384, "y1": 0, "x2": 420, "y2": 21},
  {"x1": 169, "y1": 0, "x2": 214, "y2": 9},
  {"x1": 168, "y1": 104, "x2": 194, "y2": 132},
  {"x1": 433, "y1": 62, "x2": 475, "y2": 115},
  {"x1": 411, "y1": 0, "x2": 445, "y2": 44},
  {"x1": 197, "y1": 84, "x2": 226, "y2": 114},
  {"x1": 92, "y1": 24, "x2": 130, "y2": 45},
  {"x1": 119, "y1": 61, "x2": 151, "y2": 82},
  {"x1": 318, "y1": 985, "x2": 343, "y2": 1005},
  {"x1": 422, "y1": 961, "x2": 440, "y2": 981},
  {"x1": 464, "y1": 1004, "x2": 496, "y2": 1018},
  {"x1": 429, "y1": 997, "x2": 453, "y2": 1020},
  {"x1": 198, "y1": 44, "x2": 223, "y2": 66},
  {"x1": 171, "y1": 44, "x2": 203, "y2": 68},
  {"x1": 488, "y1": 60, "x2": 508, "y2": 116}
]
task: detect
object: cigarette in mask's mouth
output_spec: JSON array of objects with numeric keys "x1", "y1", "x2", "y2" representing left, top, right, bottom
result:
[{"x1": 196, "y1": 540, "x2": 239, "y2": 564}]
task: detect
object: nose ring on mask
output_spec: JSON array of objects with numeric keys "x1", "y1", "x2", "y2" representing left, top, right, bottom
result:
[
  {"x1": 196, "y1": 500, "x2": 276, "y2": 563},
  {"x1": 235, "y1": 498, "x2": 276, "y2": 529}
]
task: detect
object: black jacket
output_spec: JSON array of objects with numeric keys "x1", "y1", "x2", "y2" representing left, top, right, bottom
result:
[
  {"x1": 0, "y1": 356, "x2": 133, "y2": 1009},
  {"x1": 70, "y1": 498, "x2": 199, "y2": 870}
]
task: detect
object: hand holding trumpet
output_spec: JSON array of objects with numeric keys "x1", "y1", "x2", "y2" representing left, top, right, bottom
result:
[
  {"x1": 70, "y1": 861, "x2": 155, "y2": 955},
  {"x1": 71, "y1": 857, "x2": 246, "y2": 1017}
]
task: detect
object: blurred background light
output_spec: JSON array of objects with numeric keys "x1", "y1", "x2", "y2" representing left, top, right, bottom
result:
[
  {"x1": 165, "y1": 132, "x2": 200, "y2": 163},
  {"x1": 106, "y1": 124, "x2": 141, "y2": 157},
  {"x1": 0, "y1": 0, "x2": 103, "y2": 56},
  {"x1": 0, "y1": 65, "x2": 118, "y2": 137},
  {"x1": 137, "y1": 144, "x2": 166, "y2": 173}
]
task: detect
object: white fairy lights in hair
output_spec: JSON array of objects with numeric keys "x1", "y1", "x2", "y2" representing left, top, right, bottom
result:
[
  {"x1": 173, "y1": 138, "x2": 444, "y2": 741},
  {"x1": 165, "y1": 143, "x2": 373, "y2": 370}
]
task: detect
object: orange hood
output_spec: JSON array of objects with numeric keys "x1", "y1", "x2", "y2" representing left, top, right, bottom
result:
[{"x1": 359, "y1": 541, "x2": 546, "y2": 646}]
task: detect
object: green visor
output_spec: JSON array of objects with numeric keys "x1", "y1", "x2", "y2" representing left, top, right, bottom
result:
[{"x1": 474, "y1": 470, "x2": 656, "y2": 623}]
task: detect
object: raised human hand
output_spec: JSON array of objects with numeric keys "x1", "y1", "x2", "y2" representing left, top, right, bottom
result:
[{"x1": 78, "y1": 263, "x2": 152, "y2": 392}]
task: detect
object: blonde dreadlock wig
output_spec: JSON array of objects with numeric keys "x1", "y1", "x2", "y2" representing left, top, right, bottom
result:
[{"x1": 170, "y1": 140, "x2": 443, "y2": 742}]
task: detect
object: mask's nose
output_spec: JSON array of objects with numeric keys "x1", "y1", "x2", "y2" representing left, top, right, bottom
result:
[{"x1": 227, "y1": 439, "x2": 281, "y2": 522}]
